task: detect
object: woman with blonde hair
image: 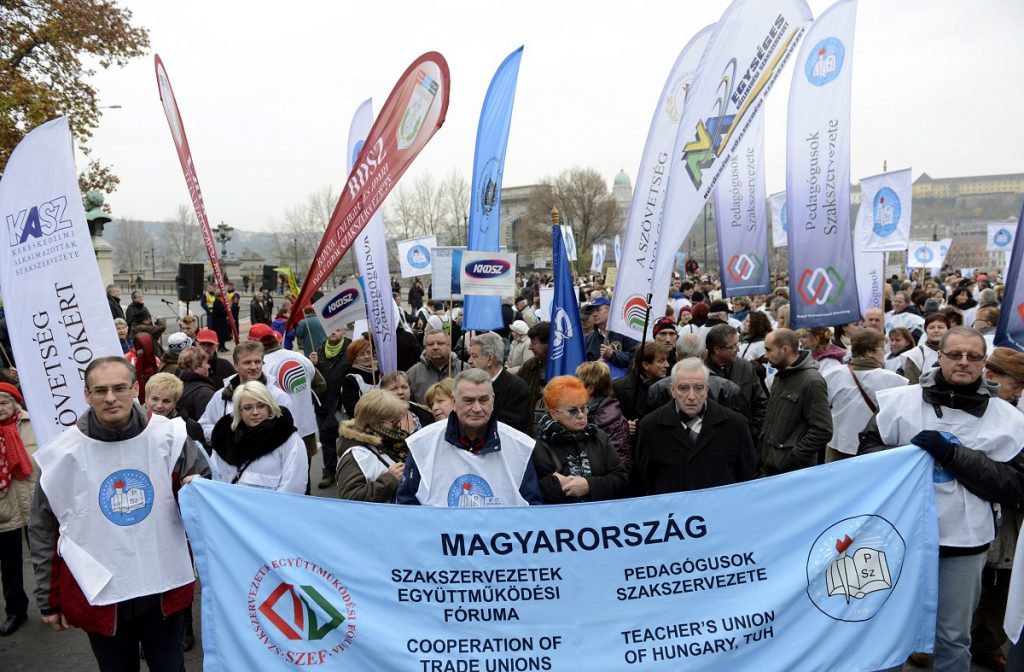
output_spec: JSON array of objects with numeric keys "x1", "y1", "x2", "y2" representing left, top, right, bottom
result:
[
  {"x1": 336, "y1": 389, "x2": 409, "y2": 502},
  {"x1": 210, "y1": 381, "x2": 305, "y2": 493},
  {"x1": 424, "y1": 380, "x2": 455, "y2": 422},
  {"x1": 380, "y1": 370, "x2": 433, "y2": 433},
  {"x1": 531, "y1": 376, "x2": 627, "y2": 504},
  {"x1": 0, "y1": 383, "x2": 35, "y2": 636}
]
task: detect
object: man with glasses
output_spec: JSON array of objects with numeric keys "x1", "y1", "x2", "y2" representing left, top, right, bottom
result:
[
  {"x1": 397, "y1": 368, "x2": 542, "y2": 507},
  {"x1": 705, "y1": 323, "x2": 767, "y2": 440},
  {"x1": 198, "y1": 341, "x2": 291, "y2": 443},
  {"x1": 859, "y1": 327, "x2": 1024, "y2": 672},
  {"x1": 633, "y1": 357, "x2": 755, "y2": 495},
  {"x1": 29, "y1": 357, "x2": 210, "y2": 671}
]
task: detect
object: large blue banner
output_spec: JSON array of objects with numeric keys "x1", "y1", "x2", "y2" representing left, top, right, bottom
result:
[
  {"x1": 181, "y1": 448, "x2": 938, "y2": 671},
  {"x1": 547, "y1": 226, "x2": 585, "y2": 379},
  {"x1": 463, "y1": 47, "x2": 524, "y2": 330},
  {"x1": 994, "y1": 200, "x2": 1024, "y2": 350}
]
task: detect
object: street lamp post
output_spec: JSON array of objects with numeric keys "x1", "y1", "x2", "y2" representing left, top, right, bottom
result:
[
  {"x1": 150, "y1": 246, "x2": 156, "y2": 275},
  {"x1": 215, "y1": 221, "x2": 233, "y2": 257}
]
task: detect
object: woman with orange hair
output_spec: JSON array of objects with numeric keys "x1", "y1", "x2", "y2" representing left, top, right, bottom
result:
[
  {"x1": 531, "y1": 375, "x2": 628, "y2": 504},
  {"x1": 341, "y1": 339, "x2": 378, "y2": 418}
]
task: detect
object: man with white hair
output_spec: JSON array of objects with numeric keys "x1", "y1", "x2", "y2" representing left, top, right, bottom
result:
[
  {"x1": 397, "y1": 369, "x2": 541, "y2": 507},
  {"x1": 468, "y1": 331, "x2": 530, "y2": 429},
  {"x1": 633, "y1": 358, "x2": 756, "y2": 494},
  {"x1": 885, "y1": 291, "x2": 924, "y2": 339}
]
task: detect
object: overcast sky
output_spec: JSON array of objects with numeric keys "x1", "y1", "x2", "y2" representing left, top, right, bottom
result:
[{"x1": 84, "y1": 0, "x2": 1024, "y2": 232}]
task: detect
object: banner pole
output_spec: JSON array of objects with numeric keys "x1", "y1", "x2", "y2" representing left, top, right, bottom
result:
[{"x1": 630, "y1": 293, "x2": 654, "y2": 418}]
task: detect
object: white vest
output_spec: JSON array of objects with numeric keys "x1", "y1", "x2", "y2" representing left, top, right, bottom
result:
[
  {"x1": 263, "y1": 349, "x2": 318, "y2": 437},
  {"x1": 822, "y1": 366, "x2": 907, "y2": 455},
  {"x1": 902, "y1": 344, "x2": 939, "y2": 377},
  {"x1": 874, "y1": 385, "x2": 1024, "y2": 547},
  {"x1": 34, "y1": 416, "x2": 195, "y2": 605},
  {"x1": 406, "y1": 421, "x2": 534, "y2": 508},
  {"x1": 884, "y1": 310, "x2": 924, "y2": 334},
  {"x1": 341, "y1": 445, "x2": 395, "y2": 483}
]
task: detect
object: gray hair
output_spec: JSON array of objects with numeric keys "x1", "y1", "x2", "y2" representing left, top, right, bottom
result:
[
  {"x1": 676, "y1": 334, "x2": 704, "y2": 360},
  {"x1": 979, "y1": 288, "x2": 998, "y2": 307},
  {"x1": 453, "y1": 368, "x2": 493, "y2": 397},
  {"x1": 113, "y1": 318, "x2": 128, "y2": 328},
  {"x1": 131, "y1": 290, "x2": 143, "y2": 300},
  {"x1": 670, "y1": 356, "x2": 710, "y2": 384},
  {"x1": 470, "y1": 331, "x2": 505, "y2": 364},
  {"x1": 939, "y1": 326, "x2": 987, "y2": 356}
]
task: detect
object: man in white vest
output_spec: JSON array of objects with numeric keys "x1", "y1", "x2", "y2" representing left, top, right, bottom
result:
[
  {"x1": 28, "y1": 357, "x2": 210, "y2": 671},
  {"x1": 858, "y1": 327, "x2": 1024, "y2": 672},
  {"x1": 396, "y1": 368, "x2": 542, "y2": 507},
  {"x1": 884, "y1": 291, "x2": 925, "y2": 339}
]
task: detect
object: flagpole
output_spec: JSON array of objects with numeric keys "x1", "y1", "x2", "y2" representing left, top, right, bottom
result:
[{"x1": 630, "y1": 293, "x2": 654, "y2": 419}]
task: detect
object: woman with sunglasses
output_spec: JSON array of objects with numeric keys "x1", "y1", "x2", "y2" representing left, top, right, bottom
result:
[{"x1": 531, "y1": 376, "x2": 628, "y2": 504}]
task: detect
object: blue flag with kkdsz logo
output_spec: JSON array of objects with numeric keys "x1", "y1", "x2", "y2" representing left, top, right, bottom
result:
[
  {"x1": 547, "y1": 225, "x2": 585, "y2": 380},
  {"x1": 180, "y1": 447, "x2": 937, "y2": 671},
  {"x1": 994, "y1": 200, "x2": 1024, "y2": 350},
  {"x1": 463, "y1": 47, "x2": 523, "y2": 330}
]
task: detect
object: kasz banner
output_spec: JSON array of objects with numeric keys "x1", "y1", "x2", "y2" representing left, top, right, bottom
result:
[
  {"x1": 181, "y1": 446, "x2": 937, "y2": 671},
  {"x1": 786, "y1": 0, "x2": 860, "y2": 329},
  {"x1": 458, "y1": 251, "x2": 517, "y2": 297},
  {"x1": 288, "y1": 52, "x2": 450, "y2": 329},
  {"x1": 0, "y1": 118, "x2": 123, "y2": 446}
]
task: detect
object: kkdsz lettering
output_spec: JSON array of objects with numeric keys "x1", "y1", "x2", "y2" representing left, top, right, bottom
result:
[
  {"x1": 346, "y1": 137, "x2": 387, "y2": 198},
  {"x1": 323, "y1": 289, "x2": 359, "y2": 318},
  {"x1": 6, "y1": 195, "x2": 73, "y2": 245},
  {"x1": 465, "y1": 259, "x2": 510, "y2": 279}
]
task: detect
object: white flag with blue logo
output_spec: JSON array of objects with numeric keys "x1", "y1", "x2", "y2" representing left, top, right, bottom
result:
[
  {"x1": 312, "y1": 277, "x2": 366, "y2": 334},
  {"x1": 907, "y1": 240, "x2": 944, "y2": 269},
  {"x1": 858, "y1": 168, "x2": 913, "y2": 252},
  {"x1": 560, "y1": 225, "x2": 578, "y2": 262},
  {"x1": 591, "y1": 244, "x2": 607, "y2": 272},
  {"x1": 987, "y1": 223, "x2": 1016, "y2": 252},
  {"x1": 396, "y1": 235, "x2": 437, "y2": 278},
  {"x1": 769, "y1": 191, "x2": 788, "y2": 248}
]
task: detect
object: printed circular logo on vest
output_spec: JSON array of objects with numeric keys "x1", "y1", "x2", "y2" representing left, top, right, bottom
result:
[
  {"x1": 277, "y1": 359, "x2": 309, "y2": 394},
  {"x1": 249, "y1": 558, "x2": 357, "y2": 666},
  {"x1": 871, "y1": 187, "x2": 901, "y2": 238},
  {"x1": 805, "y1": 514, "x2": 906, "y2": 622},
  {"x1": 804, "y1": 37, "x2": 845, "y2": 87},
  {"x1": 407, "y1": 245, "x2": 431, "y2": 269},
  {"x1": 98, "y1": 469, "x2": 155, "y2": 526},
  {"x1": 448, "y1": 474, "x2": 499, "y2": 507}
]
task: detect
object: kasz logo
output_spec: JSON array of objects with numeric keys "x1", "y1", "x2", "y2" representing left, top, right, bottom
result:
[
  {"x1": 465, "y1": 259, "x2": 510, "y2": 278},
  {"x1": 6, "y1": 196, "x2": 73, "y2": 245},
  {"x1": 322, "y1": 289, "x2": 359, "y2": 318},
  {"x1": 798, "y1": 267, "x2": 845, "y2": 306}
]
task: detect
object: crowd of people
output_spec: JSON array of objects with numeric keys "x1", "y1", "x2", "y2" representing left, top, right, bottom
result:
[{"x1": 1, "y1": 267, "x2": 1024, "y2": 672}]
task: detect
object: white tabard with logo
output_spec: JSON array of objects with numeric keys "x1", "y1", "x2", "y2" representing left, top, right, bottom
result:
[
  {"x1": 406, "y1": 421, "x2": 533, "y2": 508},
  {"x1": 874, "y1": 385, "x2": 1024, "y2": 547},
  {"x1": 34, "y1": 415, "x2": 195, "y2": 605},
  {"x1": 262, "y1": 349, "x2": 318, "y2": 437}
]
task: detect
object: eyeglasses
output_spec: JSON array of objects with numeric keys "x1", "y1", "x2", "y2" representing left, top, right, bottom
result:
[
  {"x1": 941, "y1": 350, "x2": 985, "y2": 363},
  {"x1": 89, "y1": 384, "x2": 134, "y2": 397},
  {"x1": 674, "y1": 383, "x2": 708, "y2": 395},
  {"x1": 239, "y1": 402, "x2": 270, "y2": 413},
  {"x1": 555, "y1": 405, "x2": 588, "y2": 418}
]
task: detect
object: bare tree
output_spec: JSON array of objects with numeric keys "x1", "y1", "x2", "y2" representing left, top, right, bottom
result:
[
  {"x1": 526, "y1": 167, "x2": 618, "y2": 272},
  {"x1": 268, "y1": 186, "x2": 340, "y2": 284},
  {"x1": 161, "y1": 204, "x2": 204, "y2": 264},
  {"x1": 110, "y1": 217, "x2": 154, "y2": 273},
  {"x1": 384, "y1": 169, "x2": 469, "y2": 246},
  {"x1": 440, "y1": 168, "x2": 469, "y2": 246}
]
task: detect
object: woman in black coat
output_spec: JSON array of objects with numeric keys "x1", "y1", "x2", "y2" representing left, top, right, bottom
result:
[
  {"x1": 531, "y1": 375, "x2": 627, "y2": 504},
  {"x1": 176, "y1": 347, "x2": 218, "y2": 423}
]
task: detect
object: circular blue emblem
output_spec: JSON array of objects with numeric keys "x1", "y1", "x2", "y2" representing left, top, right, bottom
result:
[
  {"x1": 994, "y1": 228, "x2": 1012, "y2": 248},
  {"x1": 780, "y1": 202, "x2": 788, "y2": 233},
  {"x1": 914, "y1": 246, "x2": 934, "y2": 264},
  {"x1": 806, "y1": 515, "x2": 906, "y2": 622},
  {"x1": 98, "y1": 469, "x2": 155, "y2": 526},
  {"x1": 447, "y1": 474, "x2": 495, "y2": 508},
  {"x1": 933, "y1": 465, "x2": 954, "y2": 483},
  {"x1": 407, "y1": 245, "x2": 430, "y2": 269},
  {"x1": 351, "y1": 139, "x2": 365, "y2": 169},
  {"x1": 805, "y1": 37, "x2": 845, "y2": 87},
  {"x1": 871, "y1": 187, "x2": 901, "y2": 238}
]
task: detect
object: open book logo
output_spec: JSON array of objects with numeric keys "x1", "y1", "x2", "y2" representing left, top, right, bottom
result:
[
  {"x1": 806, "y1": 515, "x2": 906, "y2": 622},
  {"x1": 98, "y1": 469, "x2": 156, "y2": 527}
]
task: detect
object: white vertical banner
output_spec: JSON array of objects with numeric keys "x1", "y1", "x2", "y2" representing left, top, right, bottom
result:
[
  {"x1": 853, "y1": 248, "x2": 885, "y2": 315},
  {"x1": 347, "y1": 99, "x2": 397, "y2": 373},
  {"x1": 988, "y1": 223, "x2": 1016, "y2": 252},
  {"x1": 653, "y1": 0, "x2": 811, "y2": 317},
  {"x1": 396, "y1": 235, "x2": 437, "y2": 278},
  {"x1": 769, "y1": 191, "x2": 789, "y2": 248},
  {"x1": 560, "y1": 225, "x2": 578, "y2": 262},
  {"x1": 609, "y1": 25, "x2": 714, "y2": 339},
  {"x1": 0, "y1": 118, "x2": 123, "y2": 446},
  {"x1": 937, "y1": 237, "x2": 953, "y2": 269},
  {"x1": 857, "y1": 168, "x2": 913, "y2": 252}
]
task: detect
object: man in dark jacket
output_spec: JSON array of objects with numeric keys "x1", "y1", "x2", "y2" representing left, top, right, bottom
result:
[
  {"x1": 648, "y1": 334, "x2": 751, "y2": 427},
  {"x1": 468, "y1": 332, "x2": 531, "y2": 429},
  {"x1": 312, "y1": 327, "x2": 350, "y2": 489},
  {"x1": 517, "y1": 321, "x2": 550, "y2": 437},
  {"x1": 759, "y1": 328, "x2": 832, "y2": 475},
  {"x1": 634, "y1": 357, "x2": 756, "y2": 495},
  {"x1": 704, "y1": 324, "x2": 766, "y2": 439},
  {"x1": 106, "y1": 285, "x2": 125, "y2": 321},
  {"x1": 584, "y1": 297, "x2": 637, "y2": 374}
]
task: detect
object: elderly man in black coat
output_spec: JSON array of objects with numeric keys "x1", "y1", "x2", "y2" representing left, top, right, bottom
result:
[{"x1": 633, "y1": 357, "x2": 756, "y2": 495}]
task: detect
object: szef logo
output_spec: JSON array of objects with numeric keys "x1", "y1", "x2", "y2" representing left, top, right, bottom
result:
[
  {"x1": 871, "y1": 188, "x2": 901, "y2": 238},
  {"x1": 277, "y1": 360, "x2": 309, "y2": 394},
  {"x1": 805, "y1": 37, "x2": 845, "y2": 87},
  {"x1": 994, "y1": 228, "x2": 1013, "y2": 248},
  {"x1": 682, "y1": 59, "x2": 737, "y2": 188},
  {"x1": 622, "y1": 296, "x2": 648, "y2": 331},
  {"x1": 250, "y1": 559, "x2": 356, "y2": 665},
  {"x1": 727, "y1": 253, "x2": 763, "y2": 283},
  {"x1": 550, "y1": 308, "x2": 574, "y2": 360},
  {"x1": 913, "y1": 246, "x2": 934, "y2": 265},
  {"x1": 797, "y1": 267, "x2": 845, "y2": 306}
]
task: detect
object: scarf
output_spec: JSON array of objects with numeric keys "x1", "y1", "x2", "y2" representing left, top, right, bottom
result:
[
  {"x1": 924, "y1": 371, "x2": 989, "y2": 418},
  {"x1": 538, "y1": 413, "x2": 597, "y2": 444},
  {"x1": 324, "y1": 339, "x2": 344, "y2": 360},
  {"x1": 212, "y1": 407, "x2": 297, "y2": 467},
  {"x1": 848, "y1": 356, "x2": 882, "y2": 371},
  {"x1": 364, "y1": 424, "x2": 410, "y2": 463},
  {"x1": 0, "y1": 410, "x2": 31, "y2": 492}
]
